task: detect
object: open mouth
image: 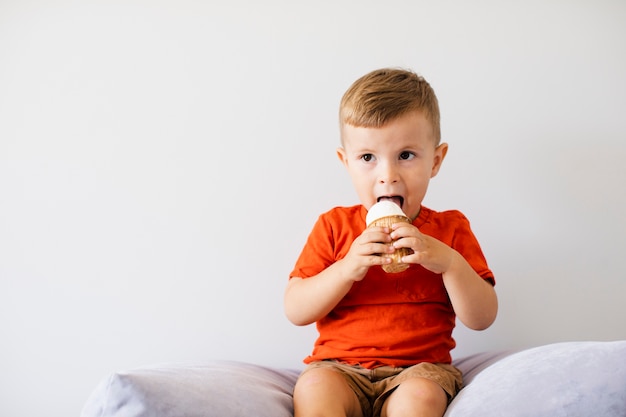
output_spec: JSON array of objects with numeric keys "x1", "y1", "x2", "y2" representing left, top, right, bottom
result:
[{"x1": 377, "y1": 196, "x2": 404, "y2": 209}]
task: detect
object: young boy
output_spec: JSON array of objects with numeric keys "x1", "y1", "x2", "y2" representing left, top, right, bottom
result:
[{"x1": 284, "y1": 68, "x2": 497, "y2": 417}]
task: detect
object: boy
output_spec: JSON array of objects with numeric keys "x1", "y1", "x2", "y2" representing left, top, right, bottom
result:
[{"x1": 284, "y1": 68, "x2": 497, "y2": 417}]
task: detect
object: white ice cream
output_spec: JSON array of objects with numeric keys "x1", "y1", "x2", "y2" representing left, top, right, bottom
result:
[{"x1": 366, "y1": 200, "x2": 408, "y2": 226}]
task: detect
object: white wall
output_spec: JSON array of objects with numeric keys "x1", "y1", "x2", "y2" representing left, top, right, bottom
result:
[{"x1": 1, "y1": 1, "x2": 625, "y2": 416}]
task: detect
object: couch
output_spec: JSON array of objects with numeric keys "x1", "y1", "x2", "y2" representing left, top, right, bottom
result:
[{"x1": 81, "y1": 340, "x2": 626, "y2": 417}]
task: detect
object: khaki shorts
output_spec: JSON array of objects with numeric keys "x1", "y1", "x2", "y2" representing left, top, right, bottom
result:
[{"x1": 300, "y1": 361, "x2": 462, "y2": 417}]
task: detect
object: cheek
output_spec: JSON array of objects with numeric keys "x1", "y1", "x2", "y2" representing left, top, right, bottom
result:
[
  {"x1": 413, "y1": 162, "x2": 435, "y2": 178},
  {"x1": 348, "y1": 170, "x2": 371, "y2": 188},
  {"x1": 346, "y1": 163, "x2": 370, "y2": 179},
  {"x1": 403, "y1": 166, "x2": 433, "y2": 189},
  {"x1": 347, "y1": 167, "x2": 375, "y2": 192}
]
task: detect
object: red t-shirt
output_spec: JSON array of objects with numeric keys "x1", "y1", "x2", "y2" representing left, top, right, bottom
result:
[{"x1": 290, "y1": 205, "x2": 494, "y2": 368}]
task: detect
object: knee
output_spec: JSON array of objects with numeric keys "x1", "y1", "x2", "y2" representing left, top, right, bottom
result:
[
  {"x1": 293, "y1": 368, "x2": 361, "y2": 417},
  {"x1": 294, "y1": 368, "x2": 339, "y2": 393},
  {"x1": 382, "y1": 378, "x2": 448, "y2": 417}
]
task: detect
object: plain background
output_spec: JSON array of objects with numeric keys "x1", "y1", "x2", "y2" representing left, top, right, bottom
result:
[{"x1": 1, "y1": 1, "x2": 625, "y2": 416}]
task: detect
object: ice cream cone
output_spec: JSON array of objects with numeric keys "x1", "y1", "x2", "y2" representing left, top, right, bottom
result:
[{"x1": 366, "y1": 201, "x2": 412, "y2": 273}]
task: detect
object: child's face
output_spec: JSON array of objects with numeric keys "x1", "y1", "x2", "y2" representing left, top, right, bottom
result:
[{"x1": 337, "y1": 110, "x2": 447, "y2": 221}]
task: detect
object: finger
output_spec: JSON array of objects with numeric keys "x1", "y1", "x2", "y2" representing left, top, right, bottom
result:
[
  {"x1": 400, "y1": 251, "x2": 422, "y2": 264},
  {"x1": 361, "y1": 230, "x2": 392, "y2": 245},
  {"x1": 389, "y1": 224, "x2": 419, "y2": 240},
  {"x1": 392, "y1": 236, "x2": 421, "y2": 251},
  {"x1": 367, "y1": 254, "x2": 393, "y2": 267},
  {"x1": 357, "y1": 242, "x2": 395, "y2": 257}
]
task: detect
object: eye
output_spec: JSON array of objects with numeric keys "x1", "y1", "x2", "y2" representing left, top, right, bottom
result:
[
  {"x1": 399, "y1": 151, "x2": 415, "y2": 160},
  {"x1": 360, "y1": 153, "x2": 375, "y2": 162}
]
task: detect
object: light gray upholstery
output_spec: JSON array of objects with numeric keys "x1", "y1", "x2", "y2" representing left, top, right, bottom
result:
[{"x1": 82, "y1": 340, "x2": 626, "y2": 417}]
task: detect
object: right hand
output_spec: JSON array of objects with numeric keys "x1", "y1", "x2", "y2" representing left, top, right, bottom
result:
[{"x1": 338, "y1": 225, "x2": 395, "y2": 282}]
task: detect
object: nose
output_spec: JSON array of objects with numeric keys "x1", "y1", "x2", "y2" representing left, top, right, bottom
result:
[{"x1": 378, "y1": 160, "x2": 399, "y2": 184}]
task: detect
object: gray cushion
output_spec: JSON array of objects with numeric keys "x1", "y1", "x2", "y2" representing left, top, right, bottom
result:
[
  {"x1": 82, "y1": 341, "x2": 626, "y2": 417},
  {"x1": 445, "y1": 340, "x2": 626, "y2": 416},
  {"x1": 81, "y1": 361, "x2": 299, "y2": 417}
]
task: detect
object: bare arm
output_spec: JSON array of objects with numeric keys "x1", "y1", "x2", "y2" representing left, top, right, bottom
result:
[
  {"x1": 284, "y1": 226, "x2": 396, "y2": 326},
  {"x1": 284, "y1": 263, "x2": 354, "y2": 326},
  {"x1": 441, "y1": 250, "x2": 497, "y2": 330}
]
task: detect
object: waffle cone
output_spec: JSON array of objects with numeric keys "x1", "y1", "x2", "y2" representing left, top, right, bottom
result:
[{"x1": 368, "y1": 215, "x2": 411, "y2": 273}]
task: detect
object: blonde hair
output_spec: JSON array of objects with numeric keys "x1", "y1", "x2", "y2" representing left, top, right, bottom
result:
[{"x1": 339, "y1": 68, "x2": 441, "y2": 144}]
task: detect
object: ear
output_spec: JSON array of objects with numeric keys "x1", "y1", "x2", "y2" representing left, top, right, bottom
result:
[
  {"x1": 430, "y1": 142, "x2": 448, "y2": 178},
  {"x1": 336, "y1": 147, "x2": 349, "y2": 168}
]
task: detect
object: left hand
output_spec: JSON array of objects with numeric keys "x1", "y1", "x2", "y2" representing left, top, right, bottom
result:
[{"x1": 390, "y1": 222, "x2": 454, "y2": 274}]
